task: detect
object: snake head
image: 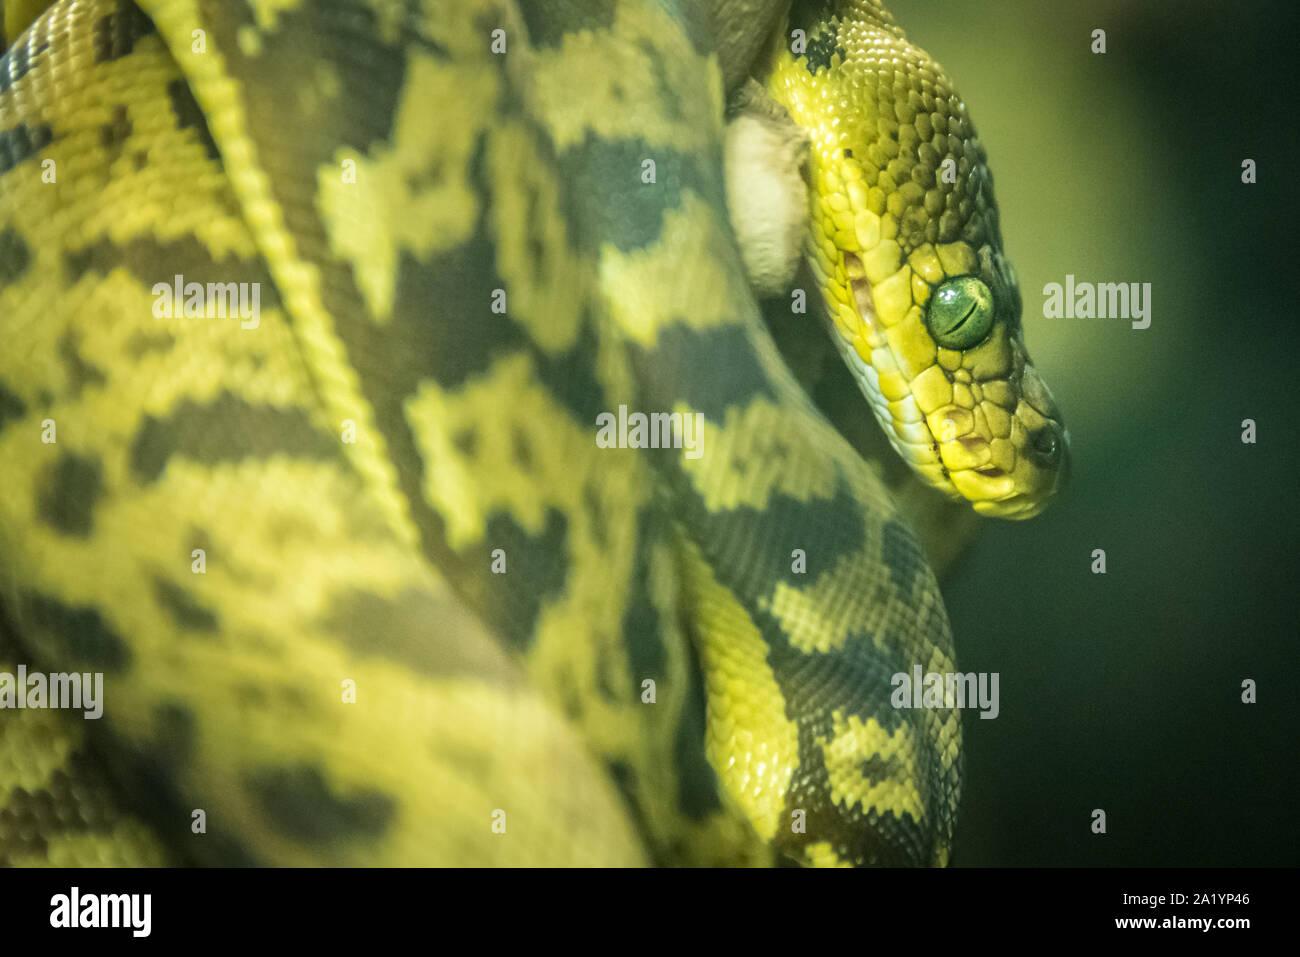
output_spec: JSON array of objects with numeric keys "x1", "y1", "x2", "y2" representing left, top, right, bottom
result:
[{"x1": 766, "y1": 0, "x2": 1069, "y2": 519}]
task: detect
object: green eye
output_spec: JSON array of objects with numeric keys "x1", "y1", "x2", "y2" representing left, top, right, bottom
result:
[{"x1": 925, "y1": 276, "x2": 994, "y2": 349}]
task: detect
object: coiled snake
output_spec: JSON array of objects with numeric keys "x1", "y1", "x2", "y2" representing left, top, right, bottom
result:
[{"x1": 0, "y1": 0, "x2": 1065, "y2": 866}]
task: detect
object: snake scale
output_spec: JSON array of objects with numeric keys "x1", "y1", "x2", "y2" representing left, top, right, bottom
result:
[{"x1": 0, "y1": 0, "x2": 1065, "y2": 866}]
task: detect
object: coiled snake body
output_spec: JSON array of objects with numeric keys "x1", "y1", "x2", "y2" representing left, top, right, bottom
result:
[{"x1": 0, "y1": 0, "x2": 1064, "y2": 866}]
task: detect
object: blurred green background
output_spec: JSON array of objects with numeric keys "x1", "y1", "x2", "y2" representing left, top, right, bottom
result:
[{"x1": 882, "y1": 0, "x2": 1299, "y2": 865}]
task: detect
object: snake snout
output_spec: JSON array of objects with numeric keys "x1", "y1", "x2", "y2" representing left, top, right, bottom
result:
[
  {"x1": 984, "y1": 412, "x2": 1069, "y2": 519},
  {"x1": 958, "y1": 359, "x2": 1069, "y2": 519},
  {"x1": 1020, "y1": 365, "x2": 1070, "y2": 493}
]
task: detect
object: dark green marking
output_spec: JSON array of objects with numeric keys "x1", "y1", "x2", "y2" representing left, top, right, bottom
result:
[
  {"x1": 0, "y1": 379, "x2": 25, "y2": 433},
  {"x1": 0, "y1": 227, "x2": 31, "y2": 286},
  {"x1": 619, "y1": 507, "x2": 668, "y2": 683},
  {"x1": 0, "y1": 32, "x2": 47, "y2": 95},
  {"x1": 196, "y1": 0, "x2": 410, "y2": 157},
  {"x1": 671, "y1": 625, "x2": 724, "y2": 820},
  {"x1": 778, "y1": 714, "x2": 930, "y2": 866},
  {"x1": 148, "y1": 700, "x2": 197, "y2": 773},
  {"x1": 152, "y1": 578, "x2": 219, "y2": 634},
  {"x1": 129, "y1": 391, "x2": 342, "y2": 483},
  {"x1": 556, "y1": 137, "x2": 720, "y2": 255},
  {"x1": 245, "y1": 765, "x2": 395, "y2": 844},
  {"x1": 37, "y1": 453, "x2": 103, "y2": 537},
  {"x1": 62, "y1": 235, "x2": 278, "y2": 306},
  {"x1": 100, "y1": 104, "x2": 132, "y2": 159},
  {"x1": 479, "y1": 509, "x2": 570, "y2": 650},
  {"x1": 529, "y1": 311, "x2": 610, "y2": 426},
  {"x1": 321, "y1": 587, "x2": 516, "y2": 681},
  {"x1": 636, "y1": 36, "x2": 684, "y2": 122},
  {"x1": 166, "y1": 79, "x2": 219, "y2": 160},
  {"x1": 625, "y1": 322, "x2": 777, "y2": 423},
  {"x1": 690, "y1": 481, "x2": 867, "y2": 589},
  {"x1": 517, "y1": 0, "x2": 618, "y2": 49},
  {"x1": 92, "y1": 0, "x2": 157, "y2": 64},
  {"x1": 784, "y1": 0, "x2": 845, "y2": 74},
  {"x1": 0, "y1": 122, "x2": 53, "y2": 175},
  {"x1": 802, "y1": 27, "x2": 845, "y2": 74},
  {"x1": 57, "y1": 331, "x2": 107, "y2": 399},
  {"x1": 510, "y1": 424, "x2": 533, "y2": 469},
  {"x1": 123, "y1": 329, "x2": 177, "y2": 358},
  {"x1": 881, "y1": 519, "x2": 922, "y2": 594},
  {"x1": 22, "y1": 593, "x2": 130, "y2": 669}
]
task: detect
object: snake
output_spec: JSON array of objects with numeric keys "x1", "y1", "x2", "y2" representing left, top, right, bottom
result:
[{"x1": 0, "y1": 0, "x2": 1066, "y2": 867}]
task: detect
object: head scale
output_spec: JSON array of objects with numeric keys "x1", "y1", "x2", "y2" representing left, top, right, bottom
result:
[{"x1": 767, "y1": 0, "x2": 1068, "y2": 518}]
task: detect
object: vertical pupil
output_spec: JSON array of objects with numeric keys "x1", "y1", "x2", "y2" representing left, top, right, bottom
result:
[{"x1": 941, "y1": 286, "x2": 966, "y2": 324}]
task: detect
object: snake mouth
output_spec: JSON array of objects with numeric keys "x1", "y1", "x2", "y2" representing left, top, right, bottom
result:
[
  {"x1": 949, "y1": 417, "x2": 1069, "y2": 519},
  {"x1": 914, "y1": 388, "x2": 1069, "y2": 517},
  {"x1": 972, "y1": 491, "x2": 1051, "y2": 520}
]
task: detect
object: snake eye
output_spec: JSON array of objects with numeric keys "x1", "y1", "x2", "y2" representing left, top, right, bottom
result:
[{"x1": 925, "y1": 276, "x2": 995, "y2": 349}]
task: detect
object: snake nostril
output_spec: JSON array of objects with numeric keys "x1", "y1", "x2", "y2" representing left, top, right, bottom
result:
[{"x1": 1030, "y1": 426, "x2": 1060, "y2": 465}]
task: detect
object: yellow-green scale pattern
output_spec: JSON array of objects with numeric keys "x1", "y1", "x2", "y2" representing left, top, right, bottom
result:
[{"x1": 0, "y1": 0, "x2": 1028, "y2": 867}]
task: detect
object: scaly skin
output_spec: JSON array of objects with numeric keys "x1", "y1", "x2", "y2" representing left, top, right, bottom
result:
[
  {"x1": 766, "y1": 0, "x2": 1068, "y2": 517},
  {"x1": 0, "y1": 0, "x2": 1058, "y2": 867}
]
